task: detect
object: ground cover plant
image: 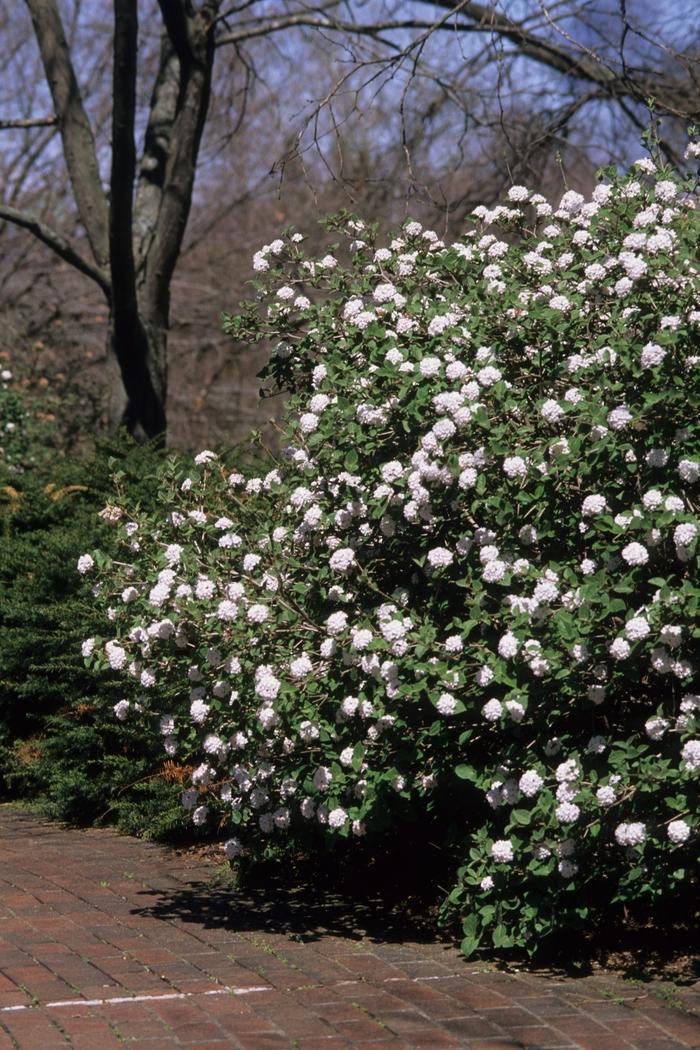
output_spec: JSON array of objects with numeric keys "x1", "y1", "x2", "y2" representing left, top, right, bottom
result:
[
  {"x1": 0, "y1": 440, "x2": 187, "y2": 838},
  {"x1": 0, "y1": 361, "x2": 56, "y2": 474},
  {"x1": 83, "y1": 146, "x2": 700, "y2": 957}
]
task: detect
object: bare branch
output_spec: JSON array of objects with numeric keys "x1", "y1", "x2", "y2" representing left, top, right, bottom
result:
[
  {"x1": 216, "y1": 0, "x2": 696, "y2": 120},
  {"x1": 215, "y1": 0, "x2": 266, "y2": 22},
  {"x1": 0, "y1": 202, "x2": 111, "y2": 296},
  {"x1": 425, "y1": 0, "x2": 619, "y2": 83},
  {"x1": 0, "y1": 115, "x2": 57, "y2": 129},
  {"x1": 24, "y1": 0, "x2": 110, "y2": 268},
  {"x1": 425, "y1": 0, "x2": 697, "y2": 117},
  {"x1": 215, "y1": 13, "x2": 475, "y2": 47}
]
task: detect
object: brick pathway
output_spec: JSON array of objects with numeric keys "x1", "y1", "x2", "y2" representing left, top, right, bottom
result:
[{"x1": 0, "y1": 806, "x2": 698, "y2": 1049}]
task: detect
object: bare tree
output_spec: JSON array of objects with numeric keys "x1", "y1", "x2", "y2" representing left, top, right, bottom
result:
[
  {"x1": 0, "y1": 0, "x2": 218, "y2": 439},
  {"x1": 0, "y1": 0, "x2": 696, "y2": 441}
]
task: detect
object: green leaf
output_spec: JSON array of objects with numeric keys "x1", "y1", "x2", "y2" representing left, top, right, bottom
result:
[
  {"x1": 492, "y1": 924, "x2": 515, "y2": 949},
  {"x1": 461, "y1": 934, "x2": 481, "y2": 958}
]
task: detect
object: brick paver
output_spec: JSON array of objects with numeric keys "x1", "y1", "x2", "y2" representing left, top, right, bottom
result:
[{"x1": 0, "y1": 806, "x2": 698, "y2": 1049}]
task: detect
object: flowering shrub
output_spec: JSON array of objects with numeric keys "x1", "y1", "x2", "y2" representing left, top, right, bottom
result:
[{"x1": 84, "y1": 149, "x2": 700, "y2": 955}]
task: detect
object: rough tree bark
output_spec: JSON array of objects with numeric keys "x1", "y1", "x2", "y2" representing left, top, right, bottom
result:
[{"x1": 18, "y1": 0, "x2": 219, "y2": 441}]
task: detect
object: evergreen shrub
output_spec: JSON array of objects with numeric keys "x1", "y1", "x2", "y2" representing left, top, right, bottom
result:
[
  {"x1": 0, "y1": 368, "x2": 32, "y2": 470},
  {"x1": 85, "y1": 150, "x2": 699, "y2": 954},
  {"x1": 0, "y1": 440, "x2": 186, "y2": 838}
]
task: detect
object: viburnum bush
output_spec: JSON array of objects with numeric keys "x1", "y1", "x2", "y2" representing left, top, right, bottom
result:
[{"x1": 82, "y1": 147, "x2": 700, "y2": 956}]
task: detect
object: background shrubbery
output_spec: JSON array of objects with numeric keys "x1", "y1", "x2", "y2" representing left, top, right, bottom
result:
[{"x1": 0, "y1": 437, "x2": 187, "y2": 838}]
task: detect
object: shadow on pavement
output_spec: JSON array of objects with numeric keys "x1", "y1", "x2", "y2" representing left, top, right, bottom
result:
[{"x1": 133, "y1": 873, "x2": 440, "y2": 945}]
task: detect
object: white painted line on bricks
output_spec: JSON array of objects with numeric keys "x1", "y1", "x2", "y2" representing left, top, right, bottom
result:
[{"x1": 0, "y1": 984, "x2": 271, "y2": 1013}]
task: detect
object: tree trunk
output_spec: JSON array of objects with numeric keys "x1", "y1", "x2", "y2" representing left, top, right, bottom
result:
[
  {"x1": 107, "y1": 297, "x2": 167, "y2": 442},
  {"x1": 107, "y1": 2, "x2": 218, "y2": 443},
  {"x1": 13, "y1": 1, "x2": 219, "y2": 442},
  {"x1": 103, "y1": 334, "x2": 129, "y2": 431}
]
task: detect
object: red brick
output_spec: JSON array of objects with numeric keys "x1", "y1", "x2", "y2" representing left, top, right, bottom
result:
[
  {"x1": 634, "y1": 1040, "x2": 700, "y2": 1050},
  {"x1": 295, "y1": 1038, "x2": 354, "y2": 1050},
  {"x1": 445, "y1": 1014, "x2": 517, "y2": 1039},
  {"x1": 2, "y1": 807, "x2": 698, "y2": 1050},
  {"x1": 333, "y1": 1017, "x2": 399, "y2": 1041},
  {"x1": 408, "y1": 1033, "x2": 465, "y2": 1049}
]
